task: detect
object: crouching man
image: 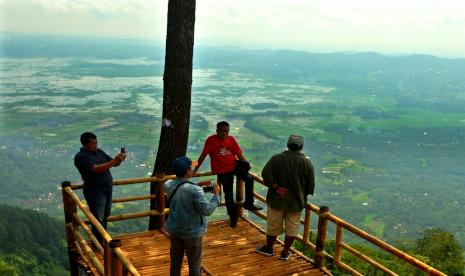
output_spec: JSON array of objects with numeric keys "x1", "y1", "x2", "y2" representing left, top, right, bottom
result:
[{"x1": 165, "y1": 156, "x2": 220, "y2": 276}]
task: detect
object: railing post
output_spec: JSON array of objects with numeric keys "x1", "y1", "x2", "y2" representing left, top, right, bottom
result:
[
  {"x1": 236, "y1": 179, "x2": 244, "y2": 216},
  {"x1": 110, "y1": 239, "x2": 123, "y2": 276},
  {"x1": 104, "y1": 241, "x2": 111, "y2": 276},
  {"x1": 303, "y1": 206, "x2": 311, "y2": 244},
  {"x1": 61, "y1": 181, "x2": 80, "y2": 276},
  {"x1": 334, "y1": 225, "x2": 343, "y2": 264},
  {"x1": 149, "y1": 173, "x2": 165, "y2": 230},
  {"x1": 315, "y1": 206, "x2": 329, "y2": 268}
]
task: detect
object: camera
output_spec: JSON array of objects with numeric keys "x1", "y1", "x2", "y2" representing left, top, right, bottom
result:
[{"x1": 202, "y1": 180, "x2": 215, "y2": 193}]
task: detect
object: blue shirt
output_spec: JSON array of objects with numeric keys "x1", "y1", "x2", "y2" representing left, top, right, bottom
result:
[
  {"x1": 74, "y1": 148, "x2": 113, "y2": 192},
  {"x1": 164, "y1": 178, "x2": 220, "y2": 239}
]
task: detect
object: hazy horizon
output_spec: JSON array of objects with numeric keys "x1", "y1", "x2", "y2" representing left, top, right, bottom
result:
[
  {"x1": 1, "y1": 0, "x2": 464, "y2": 59},
  {"x1": 2, "y1": 31, "x2": 464, "y2": 62}
]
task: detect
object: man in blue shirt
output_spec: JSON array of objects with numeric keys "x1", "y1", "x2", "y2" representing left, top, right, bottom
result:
[
  {"x1": 74, "y1": 132, "x2": 126, "y2": 243},
  {"x1": 165, "y1": 156, "x2": 220, "y2": 276}
]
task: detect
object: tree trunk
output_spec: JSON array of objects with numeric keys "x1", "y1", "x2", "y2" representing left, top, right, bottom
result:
[{"x1": 149, "y1": 0, "x2": 196, "y2": 230}]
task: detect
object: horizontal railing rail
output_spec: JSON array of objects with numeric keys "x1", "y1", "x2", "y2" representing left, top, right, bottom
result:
[{"x1": 249, "y1": 172, "x2": 445, "y2": 276}]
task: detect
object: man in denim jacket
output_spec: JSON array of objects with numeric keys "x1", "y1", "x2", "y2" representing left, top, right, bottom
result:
[{"x1": 165, "y1": 156, "x2": 220, "y2": 276}]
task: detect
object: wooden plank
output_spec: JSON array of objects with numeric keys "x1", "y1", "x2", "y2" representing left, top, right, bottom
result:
[{"x1": 87, "y1": 219, "x2": 328, "y2": 276}]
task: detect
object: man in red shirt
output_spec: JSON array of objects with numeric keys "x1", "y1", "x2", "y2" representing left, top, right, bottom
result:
[{"x1": 194, "y1": 121, "x2": 262, "y2": 228}]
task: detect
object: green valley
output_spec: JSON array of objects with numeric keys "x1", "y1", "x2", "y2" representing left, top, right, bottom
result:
[{"x1": 1, "y1": 34, "x2": 465, "y2": 253}]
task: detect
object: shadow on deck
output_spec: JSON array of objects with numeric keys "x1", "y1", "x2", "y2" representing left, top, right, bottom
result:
[{"x1": 109, "y1": 219, "x2": 327, "y2": 276}]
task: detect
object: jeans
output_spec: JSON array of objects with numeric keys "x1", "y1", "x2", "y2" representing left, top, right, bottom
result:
[
  {"x1": 83, "y1": 189, "x2": 112, "y2": 243},
  {"x1": 217, "y1": 172, "x2": 255, "y2": 222},
  {"x1": 170, "y1": 235, "x2": 203, "y2": 276}
]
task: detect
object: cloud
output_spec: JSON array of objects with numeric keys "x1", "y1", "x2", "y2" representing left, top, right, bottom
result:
[
  {"x1": 195, "y1": 0, "x2": 465, "y2": 57},
  {"x1": 30, "y1": 0, "x2": 157, "y2": 17},
  {"x1": 0, "y1": 0, "x2": 167, "y2": 39},
  {"x1": 1, "y1": 0, "x2": 464, "y2": 57}
]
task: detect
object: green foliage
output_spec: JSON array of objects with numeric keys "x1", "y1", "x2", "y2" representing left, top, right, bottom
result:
[
  {"x1": 294, "y1": 228, "x2": 463, "y2": 275},
  {"x1": 0, "y1": 205, "x2": 68, "y2": 275},
  {"x1": 414, "y1": 228, "x2": 465, "y2": 275},
  {"x1": 0, "y1": 259, "x2": 19, "y2": 276}
]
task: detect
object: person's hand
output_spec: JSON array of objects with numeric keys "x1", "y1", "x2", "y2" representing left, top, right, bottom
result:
[
  {"x1": 276, "y1": 187, "x2": 289, "y2": 198},
  {"x1": 213, "y1": 184, "x2": 221, "y2": 195},
  {"x1": 241, "y1": 159, "x2": 252, "y2": 169},
  {"x1": 197, "y1": 179, "x2": 213, "y2": 186},
  {"x1": 115, "y1": 152, "x2": 126, "y2": 163}
]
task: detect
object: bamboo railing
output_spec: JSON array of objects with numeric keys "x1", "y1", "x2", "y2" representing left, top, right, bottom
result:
[
  {"x1": 249, "y1": 172, "x2": 446, "y2": 276},
  {"x1": 61, "y1": 172, "x2": 216, "y2": 276},
  {"x1": 62, "y1": 181, "x2": 141, "y2": 276},
  {"x1": 62, "y1": 171, "x2": 445, "y2": 276}
]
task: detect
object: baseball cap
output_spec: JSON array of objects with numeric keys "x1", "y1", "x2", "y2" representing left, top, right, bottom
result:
[
  {"x1": 287, "y1": 135, "x2": 304, "y2": 146},
  {"x1": 172, "y1": 157, "x2": 198, "y2": 175}
]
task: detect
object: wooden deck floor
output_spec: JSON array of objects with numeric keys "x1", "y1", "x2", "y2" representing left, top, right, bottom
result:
[{"x1": 112, "y1": 218, "x2": 328, "y2": 275}]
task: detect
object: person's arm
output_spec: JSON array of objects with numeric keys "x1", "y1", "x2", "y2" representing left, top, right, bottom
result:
[
  {"x1": 305, "y1": 160, "x2": 316, "y2": 196},
  {"x1": 192, "y1": 185, "x2": 220, "y2": 216},
  {"x1": 262, "y1": 157, "x2": 288, "y2": 198},
  {"x1": 232, "y1": 138, "x2": 253, "y2": 172},
  {"x1": 193, "y1": 152, "x2": 207, "y2": 173},
  {"x1": 261, "y1": 158, "x2": 275, "y2": 189},
  {"x1": 91, "y1": 152, "x2": 126, "y2": 173},
  {"x1": 237, "y1": 153, "x2": 247, "y2": 162},
  {"x1": 231, "y1": 136, "x2": 247, "y2": 162}
]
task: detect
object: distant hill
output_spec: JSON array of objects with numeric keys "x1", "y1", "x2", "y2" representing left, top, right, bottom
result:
[
  {"x1": 0, "y1": 32, "x2": 164, "y2": 59},
  {"x1": 0, "y1": 204, "x2": 67, "y2": 275}
]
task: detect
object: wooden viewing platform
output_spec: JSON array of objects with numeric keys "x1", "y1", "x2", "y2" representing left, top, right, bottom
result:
[
  {"x1": 62, "y1": 171, "x2": 445, "y2": 275},
  {"x1": 100, "y1": 219, "x2": 327, "y2": 275}
]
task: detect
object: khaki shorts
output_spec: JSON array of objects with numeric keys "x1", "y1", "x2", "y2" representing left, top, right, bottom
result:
[{"x1": 266, "y1": 205, "x2": 301, "y2": 237}]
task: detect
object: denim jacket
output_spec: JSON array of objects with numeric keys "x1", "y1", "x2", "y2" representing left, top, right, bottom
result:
[{"x1": 164, "y1": 178, "x2": 220, "y2": 238}]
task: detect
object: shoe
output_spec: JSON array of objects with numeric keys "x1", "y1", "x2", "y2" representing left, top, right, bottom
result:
[
  {"x1": 229, "y1": 219, "x2": 237, "y2": 228},
  {"x1": 243, "y1": 203, "x2": 263, "y2": 211},
  {"x1": 280, "y1": 250, "x2": 292, "y2": 260},
  {"x1": 256, "y1": 245, "x2": 274, "y2": 256}
]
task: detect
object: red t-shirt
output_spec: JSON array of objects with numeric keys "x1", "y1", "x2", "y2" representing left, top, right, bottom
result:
[{"x1": 202, "y1": 135, "x2": 242, "y2": 174}]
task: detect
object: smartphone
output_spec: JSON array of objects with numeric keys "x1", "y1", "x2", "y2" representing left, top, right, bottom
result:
[
  {"x1": 120, "y1": 147, "x2": 125, "y2": 154},
  {"x1": 202, "y1": 179, "x2": 214, "y2": 193},
  {"x1": 203, "y1": 186, "x2": 214, "y2": 193}
]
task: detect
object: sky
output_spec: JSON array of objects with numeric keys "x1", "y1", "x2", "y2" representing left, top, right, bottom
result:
[{"x1": 1, "y1": 0, "x2": 465, "y2": 58}]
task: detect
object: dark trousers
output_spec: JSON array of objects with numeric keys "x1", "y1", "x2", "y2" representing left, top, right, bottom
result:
[
  {"x1": 170, "y1": 235, "x2": 203, "y2": 276},
  {"x1": 83, "y1": 189, "x2": 112, "y2": 243},
  {"x1": 217, "y1": 172, "x2": 255, "y2": 222}
]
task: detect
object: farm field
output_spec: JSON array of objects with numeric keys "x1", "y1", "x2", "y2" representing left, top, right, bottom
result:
[{"x1": 2, "y1": 34, "x2": 465, "y2": 246}]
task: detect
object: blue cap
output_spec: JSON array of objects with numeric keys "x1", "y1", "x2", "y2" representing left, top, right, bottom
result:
[{"x1": 172, "y1": 156, "x2": 192, "y2": 175}]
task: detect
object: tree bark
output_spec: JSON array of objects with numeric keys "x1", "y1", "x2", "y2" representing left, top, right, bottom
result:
[{"x1": 149, "y1": 0, "x2": 196, "y2": 230}]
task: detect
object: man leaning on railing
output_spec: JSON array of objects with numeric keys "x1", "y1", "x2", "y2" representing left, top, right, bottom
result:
[{"x1": 194, "y1": 121, "x2": 263, "y2": 229}]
